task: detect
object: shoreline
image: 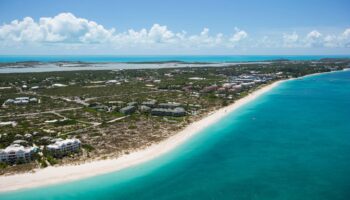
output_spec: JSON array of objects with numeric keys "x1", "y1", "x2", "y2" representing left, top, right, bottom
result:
[{"x1": 0, "y1": 77, "x2": 306, "y2": 193}]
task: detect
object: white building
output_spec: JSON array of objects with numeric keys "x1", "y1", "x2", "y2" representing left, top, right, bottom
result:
[
  {"x1": 0, "y1": 144, "x2": 36, "y2": 164},
  {"x1": 0, "y1": 150, "x2": 7, "y2": 163},
  {"x1": 105, "y1": 80, "x2": 119, "y2": 84},
  {"x1": 14, "y1": 97, "x2": 30, "y2": 104},
  {"x1": 0, "y1": 121, "x2": 17, "y2": 127},
  {"x1": 3, "y1": 97, "x2": 38, "y2": 105},
  {"x1": 47, "y1": 138, "x2": 81, "y2": 157},
  {"x1": 30, "y1": 86, "x2": 39, "y2": 90},
  {"x1": 52, "y1": 83, "x2": 67, "y2": 88}
]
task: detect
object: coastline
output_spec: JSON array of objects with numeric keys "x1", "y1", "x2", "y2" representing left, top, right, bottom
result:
[{"x1": 0, "y1": 78, "x2": 295, "y2": 193}]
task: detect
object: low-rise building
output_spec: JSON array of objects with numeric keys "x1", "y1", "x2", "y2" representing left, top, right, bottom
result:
[
  {"x1": 105, "y1": 80, "x2": 120, "y2": 85},
  {"x1": 218, "y1": 87, "x2": 226, "y2": 93},
  {"x1": 52, "y1": 83, "x2": 67, "y2": 87},
  {"x1": 127, "y1": 102, "x2": 138, "y2": 107},
  {"x1": 0, "y1": 144, "x2": 37, "y2": 164},
  {"x1": 30, "y1": 86, "x2": 40, "y2": 90},
  {"x1": 14, "y1": 97, "x2": 30, "y2": 104},
  {"x1": 142, "y1": 100, "x2": 157, "y2": 108},
  {"x1": 189, "y1": 77, "x2": 206, "y2": 80},
  {"x1": 120, "y1": 106, "x2": 136, "y2": 115},
  {"x1": 3, "y1": 97, "x2": 38, "y2": 105},
  {"x1": 241, "y1": 82, "x2": 255, "y2": 87},
  {"x1": 46, "y1": 138, "x2": 81, "y2": 157},
  {"x1": 107, "y1": 101, "x2": 125, "y2": 107},
  {"x1": 151, "y1": 107, "x2": 186, "y2": 117},
  {"x1": 158, "y1": 102, "x2": 181, "y2": 109},
  {"x1": 140, "y1": 105, "x2": 151, "y2": 113},
  {"x1": 0, "y1": 121, "x2": 17, "y2": 127},
  {"x1": 4, "y1": 99, "x2": 14, "y2": 104},
  {"x1": 89, "y1": 103, "x2": 110, "y2": 112},
  {"x1": 39, "y1": 136, "x2": 53, "y2": 145},
  {"x1": 0, "y1": 150, "x2": 7, "y2": 163},
  {"x1": 201, "y1": 85, "x2": 218, "y2": 93},
  {"x1": 29, "y1": 98, "x2": 38, "y2": 103},
  {"x1": 12, "y1": 140, "x2": 29, "y2": 146}
]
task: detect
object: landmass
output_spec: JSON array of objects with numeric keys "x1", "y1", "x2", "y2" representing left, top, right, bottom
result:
[{"x1": 0, "y1": 59, "x2": 349, "y2": 186}]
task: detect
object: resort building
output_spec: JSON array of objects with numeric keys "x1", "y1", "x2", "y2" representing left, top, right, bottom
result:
[
  {"x1": 141, "y1": 100, "x2": 157, "y2": 108},
  {"x1": 120, "y1": 105, "x2": 136, "y2": 115},
  {"x1": 151, "y1": 107, "x2": 186, "y2": 117},
  {"x1": 105, "y1": 80, "x2": 120, "y2": 85},
  {"x1": 0, "y1": 150, "x2": 6, "y2": 163},
  {"x1": 140, "y1": 105, "x2": 151, "y2": 113},
  {"x1": 158, "y1": 102, "x2": 182, "y2": 109},
  {"x1": 30, "y1": 86, "x2": 40, "y2": 90},
  {"x1": 201, "y1": 85, "x2": 218, "y2": 93},
  {"x1": 0, "y1": 121, "x2": 17, "y2": 127},
  {"x1": 88, "y1": 103, "x2": 110, "y2": 112},
  {"x1": 13, "y1": 97, "x2": 29, "y2": 105},
  {"x1": 12, "y1": 140, "x2": 29, "y2": 146},
  {"x1": 127, "y1": 102, "x2": 138, "y2": 107},
  {"x1": 3, "y1": 97, "x2": 38, "y2": 105},
  {"x1": 0, "y1": 144, "x2": 37, "y2": 164},
  {"x1": 52, "y1": 83, "x2": 67, "y2": 87},
  {"x1": 46, "y1": 138, "x2": 81, "y2": 157}
]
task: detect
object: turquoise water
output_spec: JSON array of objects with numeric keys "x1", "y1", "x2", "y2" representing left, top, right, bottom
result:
[
  {"x1": 0, "y1": 55, "x2": 349, "y2": 63},
  {"x1": 1, "y1": 70, "x2": 350, "y2": 199}
]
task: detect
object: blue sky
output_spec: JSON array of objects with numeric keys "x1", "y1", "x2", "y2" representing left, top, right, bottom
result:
[{"x1": 0, "y1": 0, "x2": 349, "y2": 55}]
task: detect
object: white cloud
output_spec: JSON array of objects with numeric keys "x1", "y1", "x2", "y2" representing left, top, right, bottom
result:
[
  {"x1": 304, "y1": 30, "x2": 323, "y2": 47},
  {"x1": 341, "y1": 28, "x2": 350, "y2": 47},
  {"x1": 229, "y1": 27, "x2": 248, "y2": 43},
  {"x1": 343, "y1": 28, "x2": 350, "y2": 37},
  {"x1": 306, "y1": 30, "x2": 322, "y2": 39},
  {"x1": 283, "y1": 32, "x2": 299, "y2": 47},
  {"x1": 186, "y1": 28, "x2": 224, "y2": 47},
  {"x1": 148, "y1": 24, "x2": 175, "y2": 43},
  {"x1": 280, "y1": 29, "x2": 350, "y2": 48},
  {"x1": 251, "y1": 35, "x2": 283, "y2": 49},
  {"x1": 113, "y1": 25, "x2": 178, "y2": 46},
  {"x1": 323, "y1": 35, "x2": 339, "y2": 47},
  {"x1": 0, "y1": 13, "x2": 249, "y2": 50},
  {"x1": 0, "y1": 12, "x2": 349, "y2": 53},
  {"x1": 0, "y1": 13, "x2": 115, "y2": 44}
]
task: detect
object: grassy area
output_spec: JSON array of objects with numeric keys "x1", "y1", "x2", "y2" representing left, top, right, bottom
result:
[{"x1": 0, "y1": 60, "x2": 347, "y2": 173}]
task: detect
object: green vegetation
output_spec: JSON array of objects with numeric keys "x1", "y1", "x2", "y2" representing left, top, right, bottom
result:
[
  {"x1": 0, "y1": 162, "x2": 7, "y2": 169},
  {"x1": 0, "y1": 59, "x2": 348, "y2": 173},
  {"x1": 82, "y1": 144, "x2": 95, "y2": 152},
  {"x1": 46, "y1": 156, "x2": 58, "y2": 165}
]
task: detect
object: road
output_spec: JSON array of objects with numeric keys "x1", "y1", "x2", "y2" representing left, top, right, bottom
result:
[{"x1": 0, "y1": 107, "x2": 83, "y2": 118}]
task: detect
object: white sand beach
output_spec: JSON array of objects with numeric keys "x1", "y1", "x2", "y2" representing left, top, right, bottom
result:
[{"x1": 0, "y1": 79, "x2": 286, "y2": 193}]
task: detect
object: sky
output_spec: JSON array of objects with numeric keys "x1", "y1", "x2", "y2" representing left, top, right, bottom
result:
[{"x1": 0, "y1": 0, "x2": 349, "y2": 55}]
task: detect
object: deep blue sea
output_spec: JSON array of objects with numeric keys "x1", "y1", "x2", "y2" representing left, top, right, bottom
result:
[
  {"x1": 1, "y1": 70, "x2": 350, "y2": 200},
  {"x1": 0, "y1": 55, "x2": 350, "y2": 63}
]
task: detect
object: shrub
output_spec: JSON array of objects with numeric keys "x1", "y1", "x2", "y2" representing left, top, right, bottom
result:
[{"x1": 82, "y1": 144, "x2": 95, "y2": 152}]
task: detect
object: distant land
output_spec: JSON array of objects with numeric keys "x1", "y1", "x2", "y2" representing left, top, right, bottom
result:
[{"x1": 0, "y1": 55, "x2": 350, "y2": 64}]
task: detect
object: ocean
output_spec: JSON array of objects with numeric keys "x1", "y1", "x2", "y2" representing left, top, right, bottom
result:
[{"x1": 1, "y1": 70, "x2": 350, "y2": 200}]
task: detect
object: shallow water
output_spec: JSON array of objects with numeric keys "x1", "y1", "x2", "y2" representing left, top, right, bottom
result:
[{"x1": 1, "y1": 70, "x2": 350, "y2": 200}]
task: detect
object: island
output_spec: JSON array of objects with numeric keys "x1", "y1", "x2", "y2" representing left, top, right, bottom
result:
[{"x1": 0, "y1": 59, "x2": 349, "y2": 191}]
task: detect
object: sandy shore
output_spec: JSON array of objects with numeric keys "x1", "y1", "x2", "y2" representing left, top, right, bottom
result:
[{"x1": 0, "y1": 79, "x2": 287, "y2": 193}]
